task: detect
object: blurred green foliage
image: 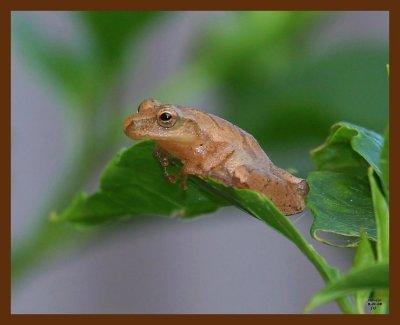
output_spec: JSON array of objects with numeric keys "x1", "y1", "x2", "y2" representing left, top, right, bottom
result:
[
  {"x1": 12, "y1": 11, "x2": 164, "y2": 283},
  {"x1": 14, "y1": 12, "x2": 160, "y2": 111},
  {"x1": 194, "y1": 12, "x2": 388, "y2": 175},
  {"x1": 80, "y1": 12, "x2": 158, "y2": 72},
  {"x1": 12, "y1": 11, "x2": 388, "y2": 295}
]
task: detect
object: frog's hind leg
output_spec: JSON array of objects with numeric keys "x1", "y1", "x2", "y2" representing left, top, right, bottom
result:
[
  {"x1": 153, "y1": 146, "x2": 179, "y2": 183},
  {"x1": 234, "y1": 165, "x2": 307, "y2": 216}
]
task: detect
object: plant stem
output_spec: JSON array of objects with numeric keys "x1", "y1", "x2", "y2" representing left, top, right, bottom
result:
[
  {"x1": 12, "y1": 114, "x2": 107, "y2": 283},
  {"x1": 288, "y1": 227, "x2": 356, "y2": 313}
]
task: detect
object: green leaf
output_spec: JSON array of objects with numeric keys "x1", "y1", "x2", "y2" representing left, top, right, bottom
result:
[
  {"x1": 61, "y1": 142, "x2": 337, "y2": 277},
  {"x1": 307, "y1": 122, "x2": 384, "y2": 246},
  {"x1": 380, "y1": 128, "x2": 389, "y2": 200},
  {"x1": 368, "y1": 168, "x2": 389, "y2": 262},
  {"x1": 304, "y1": 262, "x2": 389, "y2": 313},
  {"x1": 311, "y1": 122, "x2": 383, "y2": 177},
  {"x1": 369, "y1": 162, "x2": 389, "y2": 314},
  {"x1": 307, "y1": 171, "x2": 376, "y2": 246},
  {"x1": 59, "y1": 140, "x2": 354, "y2": 313},
  {"x1": 58, "y1": 141, "x2": 227, "y2": 225},
  {"x1": 352, "y1": 231, "x2": 375, "y2": 313}
]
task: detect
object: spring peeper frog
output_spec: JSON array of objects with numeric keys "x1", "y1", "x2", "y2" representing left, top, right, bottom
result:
[{"x1": 124, "y1": 99, "x2": 308, "y2": 215}]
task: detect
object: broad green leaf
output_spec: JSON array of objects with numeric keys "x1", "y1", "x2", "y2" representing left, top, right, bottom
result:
[
  {"x1": 352, "y1": 231, "x2": 375, "y2": 313},
  {"x1": 307, "y1": 171, "x2": 376, "y2": 246},
  {"x1": 59, "y1": 140, "x2": 354, "y2": 313},
  {"x1": 368, "y1": 168, "x2": 389, "y2": 262},
  {"x1": 380, "y1": 128, "x2": 389, "y2": 200},
  {"x1": 58, "y1": 141, "x2": 227, "y2": 225},
  {"x1": 304, "y1": 262, "x2": 388, "y2": 313},
  {"x1": 307, "y1": 122, "x2": 384, "y2": 246}
]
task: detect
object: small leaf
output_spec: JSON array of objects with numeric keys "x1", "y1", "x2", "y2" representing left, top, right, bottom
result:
[
  {"x1": 304, "y1": 262, "x2": 389, "y2": 313},
  {"x1": 307, "y1": 171, "x2": 376, "y2": 246},
  {"x1": 308, "y1": 122, "x2": 384, "y2": 246},
  {"x1": 352, "y1": 231, "x2": 375, "y2": 268},
  {"x1": 380, "y1": 128, "x2": 389, "y2": 200},
  {"x1": 368, "y1": 168, "x2": 389, "y2": 262},
  {"x1": 311, "y1": 122, "x2": 383, "y2": 177},
  {"x1": 352, "y1": 231, "x2": 375, "y2": 313}
]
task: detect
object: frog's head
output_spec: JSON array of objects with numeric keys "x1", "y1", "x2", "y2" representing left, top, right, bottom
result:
[{"x1": 124, "y1": 99, "x2": 199, "y2": 143}]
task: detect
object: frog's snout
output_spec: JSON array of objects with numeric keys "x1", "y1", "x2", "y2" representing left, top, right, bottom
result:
[
  {"x1": 123, "y1": 115, "x2": 135, "y2": 136},
  {"x1": 123, "y1": 114, "x2": 150, "y2": 140}
]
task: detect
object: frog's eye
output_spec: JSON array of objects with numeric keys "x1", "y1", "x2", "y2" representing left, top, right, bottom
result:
[{"x1": 157, "y1": 109, "x2": 178, "y2": 128}]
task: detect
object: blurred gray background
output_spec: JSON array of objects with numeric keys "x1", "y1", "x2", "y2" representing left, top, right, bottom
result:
[{"x1": 11, "y1": 11, "x2": 388, "y2": 313}]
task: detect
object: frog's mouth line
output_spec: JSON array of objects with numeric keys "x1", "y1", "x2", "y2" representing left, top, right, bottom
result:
[
  {"x1": 125, "y1": 128, "x2": 197, "y2": 144},
  {"x1": 123, "y1": 115, "x2": 155, "y2": 136}
]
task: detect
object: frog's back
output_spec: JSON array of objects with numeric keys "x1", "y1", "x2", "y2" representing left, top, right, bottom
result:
[
  {"x1": 178, "y1": 106, "x2": 308, "y2": 215},
  {"x1": 183, "y1": 107, "x2": 270, "y2": 162}
]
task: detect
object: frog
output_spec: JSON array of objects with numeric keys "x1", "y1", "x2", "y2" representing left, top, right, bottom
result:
[{"x1": 123, "y1": 99, "x2": 308, "y2": 215}]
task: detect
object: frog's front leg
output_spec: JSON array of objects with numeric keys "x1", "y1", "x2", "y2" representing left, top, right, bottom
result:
[{"x1": 153, "y1": 146, "x2": 178, "y2": 183}]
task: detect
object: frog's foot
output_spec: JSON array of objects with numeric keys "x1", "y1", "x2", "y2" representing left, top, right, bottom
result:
[
  {"x1": 164, "y1": 173, "x2": 178, "y2": 183},
  {"x1": 180, "y1": 172, "x2": 188, "y2": 190},
  {"x1": 154, "y1": 147, "x2": 179, "y2": 184},
  {"x1": 180, "y1": 163, "x2": 205, "y2": 190}
]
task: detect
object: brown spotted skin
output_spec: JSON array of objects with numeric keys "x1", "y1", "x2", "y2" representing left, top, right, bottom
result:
[{"x1": 124, "y1": 99, "x2": 308, "y2": 215}]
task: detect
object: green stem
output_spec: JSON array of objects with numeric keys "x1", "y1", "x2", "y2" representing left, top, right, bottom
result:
[
  {"x1": 288, "y1": 226, "x2": 356, "y2": 313},
  {"x1": 245, "y1": 205, "x2": 356, "y2": 313},
  {"x1": 193, "y1": 178, "x2": 357, "y2": 314},
  {"x1": 12, "y1": 115, "x2": 104, "y2": 283}
]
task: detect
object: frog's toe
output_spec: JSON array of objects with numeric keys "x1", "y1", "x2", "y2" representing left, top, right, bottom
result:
[{"x1": 164, "y1": 174, "x2": 178, "y2": 183}]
